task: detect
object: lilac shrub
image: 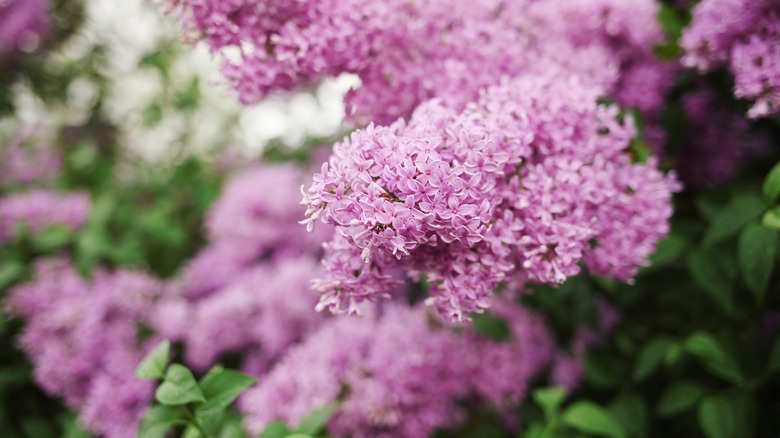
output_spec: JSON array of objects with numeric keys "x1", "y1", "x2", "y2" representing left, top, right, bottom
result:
[
  {"x1": 302, "y1": 73, "x2": 679, "y2": 320},
  {"x1": 682, "y1": 0, "x2": 780, "y2": 118}
]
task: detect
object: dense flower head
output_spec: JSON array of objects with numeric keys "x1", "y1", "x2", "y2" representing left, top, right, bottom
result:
[
  {"x1": 6, "y1": 259, "x2": 164, "y2": 438},
  {"x1": 181, "y1": 256, "x2": 326, "y2": 372},
  {"x1": 682, "y1": 0, "x2": 780, "y2": 117},
  {"x1": 0, "y1": 0, "x2": 49, "y2": 55},
  {"x1": 165, "y1": 0, "x2": 674, "y2": 127},
  {"x1": 302, "y1": 72, "x2": 679, "y2": 320},
  {"x1": 0, "y1": 190, "x2": 90, "y2": 244},
  {"x1": 241, "y1": 300, "x2": 556, "y2": 438},
  {"x1": 462, "y1": 298, "x2": 555, "y2": 409}
]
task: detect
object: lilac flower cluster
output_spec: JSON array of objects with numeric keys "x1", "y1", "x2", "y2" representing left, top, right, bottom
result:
[
  {"x1": 0, "y1": 190, "x2": 90, "y2": 244},
  {"x1": 241, "y1": 299, "x2": 555, "y2": 438},
  {"x1": 302, "y1": 73, "x2": 679, "y2": 320},
  {"x1": 7, "y1": 260, "x2": 164, "y2": 438},
  {"x1": 161, "y1": 163, "x2": 330, "y2": 373},
  {"x1": 0, "y1": 0, "x2": 49, "y2": 56},
  {"x1": 682, "y1": 0, "x2": 780, "y2": 118},
  {"x1": 166, "y1": 0, "x2": 679, "y2": 130},
  {"x1": 182, "y1": 163, "x2": 329, "y2": 298}
]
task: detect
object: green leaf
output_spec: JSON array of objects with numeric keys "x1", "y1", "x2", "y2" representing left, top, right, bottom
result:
[
  {"x1": 196, "y1": 369, "x2": 257, "y2": 436},
  {"x1": 656, "y1": 381, "x2": 706, "y2": 417},
  {"x1": 155, "y1": 364, "x2": 206, "y2": 406},
  {"x1": 767, "y1": 338, "x2": 780, "y2": 373},
  {"x1": 687, "y1": 250, "x2": 735, "y2": 315},
  {"x1": 684, "y1": 332, "x2": 743, "y2": 384},
  {"x1": 608, "y1": 393, "x2": 647, "y2": 438},
  {"x1": 199, "y1": 369, "x2": 257, "y2": 409},
  {"x1": 136, "y1": 340, "x2": 171, "y2": 380},
  {"x1": 763, "y1": 161, "x2": 780, "y2": 204},
  {"x1": 258, "y1": 421, "x2": 292, "y2": 438},
  {"x1": 763, "y1": 207, "x2": 780, "y2": 231},
  {"x1": 472, "y1": 312, "x2": 511, "y2": 341},
  {"x1": 533, "y1": 387, "x2": 567, "y2": 419},
  {"x1": 737, "y1": 223, "x2": 777, "y2": 302},
  {"x1": 657, "y1": 3, "x2": 684, "y2": 39},
  {"x1": 697, "y1": 395, "x2": 737, "y2": 438},
  {"x1": 33, "y1": 226, "x2": 73, "y2": 251},
  {"x1": 633, "y1": 338, "x2": 673, "y2": 382},
  {"x1": 0, "y1": 262, "x2": 24, "y2": 290},
  {"x1": 561, "y1": 401, "x2": 626, "y2": 438},
  {"x1": 646, "y1": 234, "x2": 689, "y2": 269},
  {"x1": 703, "y1": 195, "x2": 766, "y2": 247},
  {"x1": 296, "y1": 403, "x2": 338, "y2": 435},
  {"x1": 138, "y1": 405, "x2": 187, "y2": 438}
]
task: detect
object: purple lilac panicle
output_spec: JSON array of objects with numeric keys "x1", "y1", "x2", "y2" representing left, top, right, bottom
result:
[
  {"x1": 7, "y1": 260, "x2": 163, "y2": 438},
  {"x1": 0, "y1": 190, "x2": 90, "y2": 244},
  {"x1": 682, "y1": 0, "x2": 780, "y2": 117},
  {"x1": 302, "y1": 72, "x2": 678, "y2": 320},
  {"x1": 241, "y1": 300, "x2": 556, "y2": 438}
]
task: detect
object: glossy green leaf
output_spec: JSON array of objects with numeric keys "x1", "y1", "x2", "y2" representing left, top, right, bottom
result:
[
  {"x1": 684, "y1": 333, "x2": 743, "y2": 384},
  {"x1": 561, "y1": 401, "x2": 626, "y2": 438},
  {"x1": 137, "y1": 405, "x2": 187, "y2": 438},
  {"x1": 687, "y1": 250, "x2": 735, "y2": 314},
  {"x1": 196, "y1": 369, "x2": 257, "y2": 436},
  {"x1": 533, "y1": 387, "x2": 567, "y2": 418},
  {"x1": 296, "y1": 403, "x2": 338, "y2": 435},
  {"x1": 767, "y1": 338, "x2": 780, "y2": 373},
  {"x1": 155, "y1": 364, "x2": 206, "y2": 405},
  {"x1": 763, "y1": 161, "x2": 780, "y2": 204},
  {"x1": 136, "y1": 340, "x2": 171, "y2": 380},
  {"x1": 633, "y1": 338, "x2": 672, "y2": 382},
  {"x1": 258, "y1": 421, "x2": 293, "y2": 438},
  {"x1": 763, "y1": 206, "x2": 780, "y2": 231},
  {"x1": 737, "y1": 223, "x2": 777, "y2": 302},
  {"x1": 703, "y1": 195, "x2": 765, "y2": 247},
  {"x1": 656, "y1": 381, "x2": 706, "y2": 417},
  {"x1": 697, "y1": 395, "x2": 737, "y2": 438},
  {"x1": 609, "y1": 393, "x2": 647, "y2": 438},
  {"x1": 472, "y1": 312, "x2": 512, "y2": 341}
]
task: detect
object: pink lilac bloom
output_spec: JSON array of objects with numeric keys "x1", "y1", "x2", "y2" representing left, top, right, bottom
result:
[
  {"x1": 0, "y1": 0, "x2": 49, "y2": 55},
  {"x1": 7, "y1": 260, "x2": 164, "y2": 438},
  {"x1": 182, "y1": 256, "x2": 326, "y2": 373},
  {"x1": 0, "y1": 190, "x2": 90, "y2": 244},
  {"x1": 241, "y1": 301, "x2": 556, "y2": 438},
  {"x1": 677, "y1": 86, "x2": 772, "y2": 188},
  {"x1": 182, "y1": 163, "x2": 330, "y2": 298},
  {"x1": 302, "y1": 72, "x2": 678, "y2": 321},
  {"x1": 462, "y1": 297, "x2": 555, "y2": 411},
  {"x1": 0, "y1": 128, "x2": 60, "y2": 186},
  {"x1": 682, "y1": 0, "x2": 780, "y2": 118},
  {"x1": 165, "y1": 0, "x2": 675, "y2": 127}
]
